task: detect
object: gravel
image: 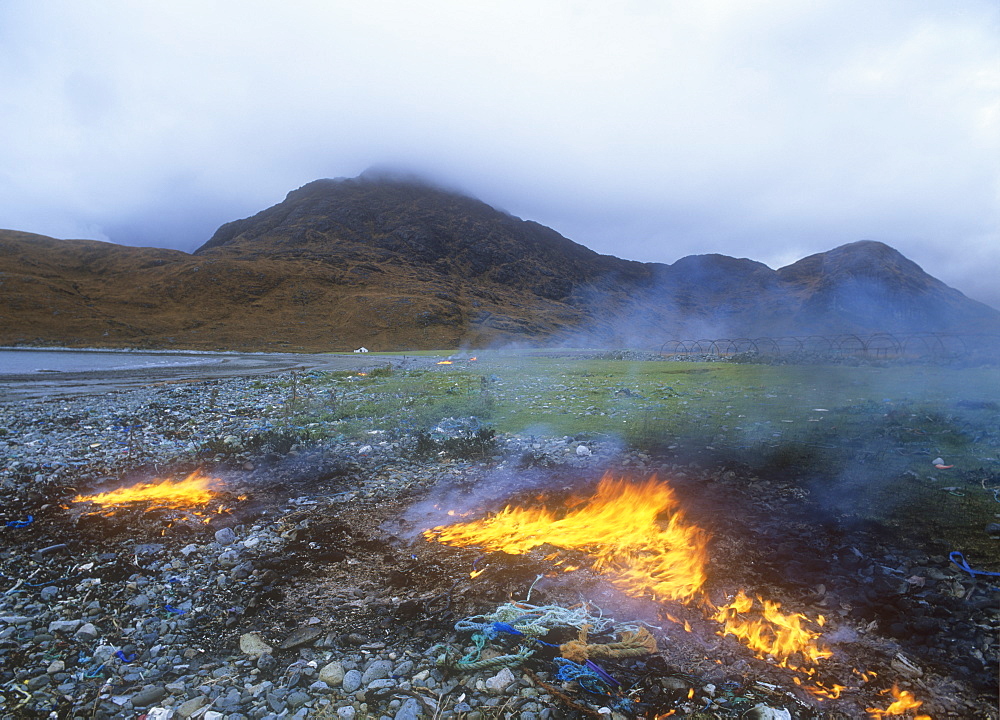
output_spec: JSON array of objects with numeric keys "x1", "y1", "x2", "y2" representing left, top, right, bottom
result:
[
  {"x1": 0, "y1": 374, "x2": 995, "y2": 719},
  {"x1": 0, "y1": 375, "x2": 629, "y2": 719}
]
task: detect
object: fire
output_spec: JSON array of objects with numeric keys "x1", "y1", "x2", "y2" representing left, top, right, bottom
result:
[
  {"x1": 794, "y1": 676, "x2": 846, "y2": 700},
  {"x1": 711, "y1": 590, "x2": 831, "y2": 668},
  {"x1": 866, "y1": 684, "x2": 932, "y2": 719},
  {"x1": 424, "y1": 475, "x2": 709, "y2": 603},
  {"x1": 73, "y1": 471, "x2": 221, "y2": 513},
  {"x1": 425, "y1": 474, "x2": 932, "y2": 709},
  {"x1": 436, "y1": 360, "x2": 454, "y2": 365}
]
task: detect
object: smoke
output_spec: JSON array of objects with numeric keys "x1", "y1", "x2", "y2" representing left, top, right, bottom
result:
[{"x1": 397, "y1": 464, "x2": 608, "y2": 541}]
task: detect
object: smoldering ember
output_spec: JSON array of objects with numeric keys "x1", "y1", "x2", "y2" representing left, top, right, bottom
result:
[{"x1": 0, "y1": 346, "x2": 998, "y2": 720}]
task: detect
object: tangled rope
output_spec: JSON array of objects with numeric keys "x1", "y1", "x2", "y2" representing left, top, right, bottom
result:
[
  {"x1": 448, "y1": 601, "x2": 658, "y2": 672},
  {"x1": 450, "y1": 602, "x2": 614, "y2": 671},
  {"x1": 455, "y1": 601, "x2": 618, "y2": 638},
  {"x1": 559, "y1": 624, "x2": 658, "y2": 663},
  {"x1": 554, "y1": 658, "x2": 613, "y2": 695}
]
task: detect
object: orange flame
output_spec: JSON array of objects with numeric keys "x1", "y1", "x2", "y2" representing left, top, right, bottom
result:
[
  {"x1": 711, "y1": 590, "x2": 831, "y2": 668},
  {"x1": 424, "y1": 474, "x2": 849, "y2": 676},
  {"x1": 867, "y1": 685, "x2": 932, "y2": 719},
  {"x1": 73, "y1": 471, "x2": 221, "y2": 512},
  {"x1": 424, "y1": 475, "x2": 709, "y2": 603},
  {"x1": 436, "y1": 360, "x2": 454, "y2": 365},
  {"x1": 794, "y1": 676, "x2": 846, "y2": 700}
]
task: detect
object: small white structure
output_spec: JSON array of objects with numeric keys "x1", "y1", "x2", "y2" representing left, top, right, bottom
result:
[{"x1": 354, "y1": 347, "x2": 369, "y2": 353}]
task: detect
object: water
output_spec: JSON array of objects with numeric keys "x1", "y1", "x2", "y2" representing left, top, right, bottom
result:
[{"x1": 0, "y1": 349, "x2": 227, "y2": 375}]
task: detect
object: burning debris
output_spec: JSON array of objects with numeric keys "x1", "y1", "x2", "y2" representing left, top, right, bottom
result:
[
  {"x1": 70, "y1": 470, "x2": 248, "y2": 540},
  {"x1": 866, "y1": 684, "x2": 932, "y2": 719},
  {"x1": 425, "y1": 475, "x2": 709, "y2": 604},
  {"x1": 711, "y1": 590, "x2": 830, "y2": 668},
  {"x1": 424, "y1": 473, "x2": 948, "y2": 717},
  {"x1": 72, "y1": 470, "x2": 222, "y2": 513}
]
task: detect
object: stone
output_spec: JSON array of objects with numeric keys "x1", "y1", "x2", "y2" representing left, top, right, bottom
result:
[
  {"x1": 175, "y1": 696, "x2": 207, "y2": 718},
  {"x1": 92, "y1": 645, "x2": 116, "y2": 663},
  {"x1": 257, "y1": 652, "x2": 278, "y2": 674},
  {"x1": 342, "y1": 669, "x2": 363, "y2": 693},
  {"x1": 279, "y1": 625, "x2": 323, "y2": 649},
  {"x1": 40, "y1": 585, "x2": 59, "y2": 601},
  {"x1": 128, "y1": 593, "x2": 150, "y2": 609},
  {"x1": 337, "y1": 707, "x2": 357, "y2": 720},
  {"x1": 986, "y1": 523, "x2": 1000, "y2": 536},
  {"x1": 0, "y1": 615, "x2": 32, "y2": 625},
  {"x1": 660, "y1": 676, "x2": 689, "y2": 691},
  {"x1": 319, "y1": 660, "x2": 345, "y2": 687},
  {"x1": 361, "y1": 659, "x2": 393, "y2": 684},
  {"x1": 366, "y1": 679, "x2": 396, "y2": 692},
  {"x1": 48, "y1": 619, "x2": 82, "y2": 634},
  {"x1": 131, "y1": 685, "x2": 168, "y2": 707},
  {"x1": 26, "y1": 674, "x2": 51, "y2": 691},
  {"x1": 576, "y1": 445, "x2": 592, "y2": 457},
  {"x1": 231, "y1": 561, "x2": 254, "y2": 579},
  {"x1": 394, "y1": 697, "x2": 422, "y2": 720},
  {"x1": 47, "y1": 660, "x2": 65, "y2": 674},
  {"x1": 484, "y1": 667, "x2": 516, "y2": 694},
  {"x1": 240, "y1": 632, "x2": 273, "y2": 657},
  {"x1": 266, "y1": 693, "x2": 286, "y2": 712},
  {"x1": 215, "y1": 527, "x2": 238, "y2": 546},
  {"x1": 75, "y1": 622, "x2": 99, "y2": 641}
]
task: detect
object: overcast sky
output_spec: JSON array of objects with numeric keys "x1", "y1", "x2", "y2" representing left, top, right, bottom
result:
[{"x1": 2, "y1": 1, "x2": 998, "y2": 307}]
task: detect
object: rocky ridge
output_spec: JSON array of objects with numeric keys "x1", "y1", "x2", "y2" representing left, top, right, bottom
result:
[{"x1": 2, "y1": 174, "x2": 999, "y2": 351}]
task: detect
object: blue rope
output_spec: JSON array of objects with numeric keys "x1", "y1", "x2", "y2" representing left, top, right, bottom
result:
[
  {"x1": 5, "y1": 516, "x2": 33, "y2": 528},
  {"x1": 554, "y1": 658, "x2": 612, "y2": 696},
  {"x1": 489, "y1": 622, "x2": 522, "y2": 637},
  {"x1": 950, "y1": 551, "x2": 1000, "y2": 578},
  {"x1": 950, "y1": 551, "x2": 1000, "y2": 591}
]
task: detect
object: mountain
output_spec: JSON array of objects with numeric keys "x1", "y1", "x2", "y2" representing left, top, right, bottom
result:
[{"x1": 1, "y1": 174, "x2": 998, "y2": 351}]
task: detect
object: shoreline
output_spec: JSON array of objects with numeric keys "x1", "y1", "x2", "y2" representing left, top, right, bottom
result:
[{"x1": 0, "y1": 352, "x2": 400, "y2": 401}]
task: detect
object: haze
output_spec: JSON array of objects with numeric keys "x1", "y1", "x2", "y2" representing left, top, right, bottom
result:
[{"x1": 2, "y1": 1, "x2": 998, "y2": 308}]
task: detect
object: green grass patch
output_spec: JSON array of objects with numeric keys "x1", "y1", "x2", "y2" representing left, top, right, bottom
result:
[{"x1": 269, "y1": 356, "x2": 999, "y2": 556}]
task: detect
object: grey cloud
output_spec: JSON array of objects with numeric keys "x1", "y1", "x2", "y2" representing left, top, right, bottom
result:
[{"x1": 0, "y1": 0, "x2": 996, "y2": 307}]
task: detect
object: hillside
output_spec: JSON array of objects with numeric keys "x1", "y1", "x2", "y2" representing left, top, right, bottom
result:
[{"x1": 1, "y1": 174, "x2": 998, "y2": 351}]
